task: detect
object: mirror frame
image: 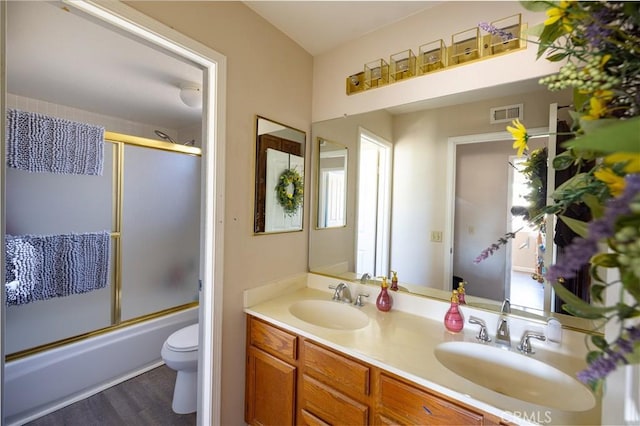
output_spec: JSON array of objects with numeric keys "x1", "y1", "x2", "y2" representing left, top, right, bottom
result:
[
  {"x1": 315, "y1": 137, "x2": 348, "y2": 230},
  {"x1": 254, "y1": 115, "x2": 306, "y2": 234}
]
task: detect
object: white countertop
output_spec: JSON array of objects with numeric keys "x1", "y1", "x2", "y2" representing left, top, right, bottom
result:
[{"x1": 244, "y1": 276, "x2": 602, "y2": 425}]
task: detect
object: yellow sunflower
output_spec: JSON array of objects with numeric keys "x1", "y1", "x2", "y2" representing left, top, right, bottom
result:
[
  {"x1": 582, "y1": 90, "x2": 614, "y2": 120},
  {"x1": 507, "y1": 118, "x2": 529, "y2": 157},
  {"x1": 605, "y1": 152, "x2": 640, "y2": 173},
  {"x1": 545, "y1": 0, "x2": 575, "y2": 32},
  {"x1": 594, "y1": 167, "x2": 625, "y2": 196}
]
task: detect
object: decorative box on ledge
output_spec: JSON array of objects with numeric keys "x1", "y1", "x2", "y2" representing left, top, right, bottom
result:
[
  {"x1": 346, "y1": 72, "x2": 365, "y2": 95},
  {"x1": 487, "y1": 14, "x2": 522, "y2": 55},
  {"x1": 450, "y1": 27, "x2": 480, "y2": 65},
  {"x1": 390, "y1": 49, "x2": 416, "y2": 82},
  {"x1": 418, "y1": 40, "x2": 446, "y2": 75},
  {"x1": 364, "y1": 59, "x2": 389, "y2": 89},
  {"x1": 345, "y1": 13, "x2": 526, "y2": 95}
]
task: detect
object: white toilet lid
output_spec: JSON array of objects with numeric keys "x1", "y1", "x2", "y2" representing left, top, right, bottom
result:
[{"x1": 166, "y1": 323, "x2": 199, "y2": 352}]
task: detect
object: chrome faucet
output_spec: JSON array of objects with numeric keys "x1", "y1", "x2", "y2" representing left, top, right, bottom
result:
[
  {"x1": 468, "y1": 316, "x2": 491, "y2": 343},
  {"x1": 495, "y1": 299, "x2": 511, "y2": 346},
  {"x1": 329, "y1": 282, "x2": 352, "y2": 303},
  {"x1": 518, "y1": 331, "x2": 546, "y2": 354},
  {"x1": 360, "y1": 272, "x2": 371, "y2": 283},
  {"x1": 500, "y1": 299, "x2": 511, "y2": 314},
  {"x1": 353, "y1": 293, "x2": 369, "y2": 307}
]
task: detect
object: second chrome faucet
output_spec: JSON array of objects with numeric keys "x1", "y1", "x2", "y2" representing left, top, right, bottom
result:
[
  {"x1": 330, "y1": 282, "x2": 352, "y2": 304},
  {"x1": 495, "y1": 299, "x2": 511, "y2": 347},
  {"x1": 329, "y1": 282, "x2": 369, "y2": 306}
]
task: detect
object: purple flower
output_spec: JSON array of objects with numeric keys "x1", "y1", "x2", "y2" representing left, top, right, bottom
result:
[
  {"x1": 473, "y1": 232, "x2": 517, "y2": 264},
  {"x1": 577, "y1": 324, "x2": 640, "y2": 385},
  {"x1": 546, "y1": 238, "x2": 599, "y2": 283},
  {"x1": 616, "y1": 338, "x2": 633, "y2": 354},
  {"x1": 627, "y1": 325, "x2": 640, "y2": 341},
  {"x1": 478, "y1": 22, "x2": 514, "y2": 42},
  {"x1": 546, "y1": 174, "x2": 640, "y2": 283},
  {"x1": 584, "y1": 6, "x2": 616, "y2": 49},
  {"x1": 578, "y1": 354, "x2": 617, "y2": 383}
]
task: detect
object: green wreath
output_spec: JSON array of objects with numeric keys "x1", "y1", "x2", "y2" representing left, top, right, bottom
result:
[{"x1": 276, "y1": 168, "x2": 304, "y2": 216}]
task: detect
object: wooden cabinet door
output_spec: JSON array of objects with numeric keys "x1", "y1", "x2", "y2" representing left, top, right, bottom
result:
[{"x1": 246, "y1": 346, "x2": 296, "y2": 426}]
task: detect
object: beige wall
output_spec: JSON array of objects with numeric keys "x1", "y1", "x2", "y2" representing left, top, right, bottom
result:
[
  {"x1": 312, "y1": 1, "x2": 561, "y2": 121},
  {"x1": 126, "y1": 2, "x2": 313, "y2": 424}
]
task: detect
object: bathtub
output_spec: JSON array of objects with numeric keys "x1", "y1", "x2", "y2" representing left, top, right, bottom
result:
[{"x1": 3, "y1": 307, "x2": 198, "y2": 425}]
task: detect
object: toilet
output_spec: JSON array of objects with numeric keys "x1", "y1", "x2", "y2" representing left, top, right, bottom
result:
[{"x1": 161, "y1": 323, "x2": 199, "y2": 414}]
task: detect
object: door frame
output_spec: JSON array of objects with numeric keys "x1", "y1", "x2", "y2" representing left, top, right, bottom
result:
[
  {"x1": 0, "y1": 2, "x2": 227, "y2": 425},
  {"x1": 444, "y1": 127, "x2": 548, "y2": 296}
]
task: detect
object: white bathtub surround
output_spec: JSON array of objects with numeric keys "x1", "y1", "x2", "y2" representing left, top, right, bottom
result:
[
  {"x1": 4, "y1": 307, "x2": 198, "y2": 425},
  {"x1": 244, "y1": 273, "x2": 601, "y2": 425}
]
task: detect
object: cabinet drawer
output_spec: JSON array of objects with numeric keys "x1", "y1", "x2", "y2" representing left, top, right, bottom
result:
[
  {"x1": 249, "y1": 316, "x2": 297, "y2": 361},
  {"x1": 378, "y1": 374, "x2": 483, "y2": 425},
  {"x1": 303, "y1": 340, "x2": 370, "y2": 398},
  {"x1": 301, "y1": 374, "x2": 369, "y2": 425}
]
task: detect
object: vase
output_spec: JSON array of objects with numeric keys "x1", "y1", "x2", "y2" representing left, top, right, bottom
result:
[{"x1": 444, "y1": 301, "x2": 464, "y2": 333}]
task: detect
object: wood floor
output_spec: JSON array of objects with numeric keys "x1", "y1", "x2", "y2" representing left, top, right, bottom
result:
[{"x1": 26, "y1": 366, "x2": 196, "y2": 426}]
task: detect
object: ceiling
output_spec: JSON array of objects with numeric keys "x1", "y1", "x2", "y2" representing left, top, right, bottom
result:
[
  {"x1": 243, "y1": 1, "x2": 440, "y2": 56},
  {"x1": 7, "y1": 1, "x2": 204, "y2": 131},
  {"x1": 6, "y1": 1, "x2": 481, "y2": 133}
]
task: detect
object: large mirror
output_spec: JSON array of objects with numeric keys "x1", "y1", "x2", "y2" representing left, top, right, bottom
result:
[
  {"x1": 309, "y1": 84, "x2": 598, "y2": 331},
  {"x1": 316, "y1": 138, "x2": 348, "y2": 229},
  {"x1": 254, "y1": 116, "x2": 306, "y2": 234}
]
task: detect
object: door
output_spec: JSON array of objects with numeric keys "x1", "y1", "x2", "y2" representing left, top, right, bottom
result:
[
  {"x1": 265, "y1": 149, "x2": 304, "y2": 232},
  {"x1": 356, "y1": 130, "x2": 391, "y2": 278}
]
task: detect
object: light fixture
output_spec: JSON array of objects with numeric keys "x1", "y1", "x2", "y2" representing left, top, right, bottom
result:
[{"x1": 179, "y1": 83, "x2": 202, "y2": 108}]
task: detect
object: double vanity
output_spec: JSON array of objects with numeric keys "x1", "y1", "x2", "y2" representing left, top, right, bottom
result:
[{"x1": 244, "y1": 273, "x2": 601, "y2": 425}]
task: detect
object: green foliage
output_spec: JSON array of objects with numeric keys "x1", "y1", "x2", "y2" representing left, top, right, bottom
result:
[
  {"x1": 564, "y1": 117, "x2": 640, "y2": 153},
  {"x1": 558, "y1": 215, "x2": 589, "y2": 238},
  {"x1": 485, "y1": 1, "x2": 640, "y2": 388},
  {"x1": 276, "y1": 169, "x2": 304, "y2": 216},
  {"x1": 519, "y1": 147, "x2": 548, "y2": 227}
]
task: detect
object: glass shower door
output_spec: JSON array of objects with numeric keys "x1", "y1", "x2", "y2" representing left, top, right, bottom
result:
[{"x1": 119, "y1": 145, "x2": 201, "y2": 321}]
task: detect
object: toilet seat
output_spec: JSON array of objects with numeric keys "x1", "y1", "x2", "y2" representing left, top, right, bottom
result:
[{"x1": 166, "y1": 323, "x2": 199, "y2": 352}]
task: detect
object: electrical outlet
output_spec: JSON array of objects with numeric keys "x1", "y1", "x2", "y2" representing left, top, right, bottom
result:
[{"x1": 430, "y1": 231, "x2": 442, "y2": 243}]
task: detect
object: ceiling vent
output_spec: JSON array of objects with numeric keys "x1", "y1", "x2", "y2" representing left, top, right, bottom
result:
[{"x1": 490, "y1": 103, "x2": 523, "y2": 124}]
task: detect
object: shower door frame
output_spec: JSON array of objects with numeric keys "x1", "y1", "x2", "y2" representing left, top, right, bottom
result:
[{"x1": 0, "y1": 1, "x2": 227, "y2": 425}]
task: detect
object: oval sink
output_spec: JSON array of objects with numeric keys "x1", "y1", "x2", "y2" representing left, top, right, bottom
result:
[
  {"x1": 289, "y1": 300, "x2": 369, "y2": 330},
  {"x1": 434, "y1": 341, "x2": 596, "y2": 411}
]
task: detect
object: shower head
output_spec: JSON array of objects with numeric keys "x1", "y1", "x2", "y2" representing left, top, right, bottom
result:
[
  {"x1": 154, "y1": 130, "x2": 196, "y2": 146},
  {"x1": 154, "y1": 130, "x2": 177, "y2": 144}
]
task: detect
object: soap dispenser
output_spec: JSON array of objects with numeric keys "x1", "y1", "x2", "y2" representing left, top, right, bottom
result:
[
  {"x1": 376, "y1": 277, "x2": 393, "y2": 312},
  {"x1": 390, "y1": 270, "x2": 399, "y2": 291},
  {"x1": 457, "y1": 281, "x2": 467, "y2": 304},
  {"x1": 444, "y1": 289, "x2": 464, "y2": 333}
]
